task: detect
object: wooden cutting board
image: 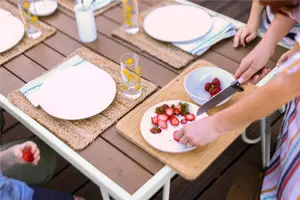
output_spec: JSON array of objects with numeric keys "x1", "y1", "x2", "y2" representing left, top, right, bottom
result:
[{"x1": 116, "y1": 59, "x2": 256, "y2": 180}]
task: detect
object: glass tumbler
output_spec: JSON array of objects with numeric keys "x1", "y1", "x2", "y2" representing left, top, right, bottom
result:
[
  {"x1": 120, "y1": 53, "x2": 142, "y2": 99},
  {"x1": 121, "y1": 0, "x2": 139, "y2": 34},
  {"x1": 17, "y1": 0, "x2": 42, "y2": 39}
]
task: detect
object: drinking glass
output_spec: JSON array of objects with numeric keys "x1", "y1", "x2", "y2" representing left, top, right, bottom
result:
[
  {"x1": 17, "y1": 0, "x2": 42, "y2": 39},
  {"x1": 120, "y1": 53, "x2": 142, "y2": 99},
  {"x1": 121, "y1": 0, "x2": 139, "y2": 34}
]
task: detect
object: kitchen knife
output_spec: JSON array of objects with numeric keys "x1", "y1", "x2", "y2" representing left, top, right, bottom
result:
[{"x1": 196, "y1": 79, "x2": 244, "y2": 116}]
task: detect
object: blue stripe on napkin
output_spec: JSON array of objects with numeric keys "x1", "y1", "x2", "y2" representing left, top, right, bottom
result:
[{"x1": 20, "y1": 55, "x2": 86, "y2": 96}]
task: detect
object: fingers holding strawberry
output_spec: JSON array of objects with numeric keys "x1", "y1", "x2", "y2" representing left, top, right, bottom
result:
[{"x1": 11, "y1": 141, "x2": 40, "y2": 165}]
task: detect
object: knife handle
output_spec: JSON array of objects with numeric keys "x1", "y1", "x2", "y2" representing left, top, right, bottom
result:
[{"x1": 231, "y1": 80, "x2": 244, "y2": 92}]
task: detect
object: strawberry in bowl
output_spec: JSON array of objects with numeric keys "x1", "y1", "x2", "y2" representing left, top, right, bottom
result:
[
  {"x1": 184, "y1": 66, "x2": 235, "y2": 106},
  {"x1": 140, "y1": 100, "x2": 208, "y2": 153}
]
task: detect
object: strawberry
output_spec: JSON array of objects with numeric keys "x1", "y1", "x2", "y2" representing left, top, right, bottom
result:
[
  {"x1": 212, "y1": 78, "x2": 221, "y2": 86},
  {"x1": 170, "y1": 116, "x2": 179, "y2": 126},
  {"x1": 162, "y1": 104, "x2": 169, "y2": 110},
  {"x1": 158, "y1": 120, "x2": 168, "y2": 129},
  {"x1": 151, "y1": 116, "x2": 159, "y2": 126},
  {"x1": 204, "y1": 82, "x2": 211, "y2": 91},
  {"x1": 155, "y1": 106, "x2": 164, "y2": 114},
  {"x1": 165, "y1": 108, "x2": 174, "y2": 117},
  {"x1": 171, "y1": 104, "x2": 176, "y2": 110},
  {"x1": 150, "y1": 126, "x2": 162, "y2": 134},
  {"x1": 185, "y1": 113, "x2": 195, "y2": 121},
  {"x1": 22, "y1": 147, "x2": 34, "y2": 162},
  {"x1": 210, "y1": 85, "x2": 222, "y2": 96},
  {"x1": 180, "y1": 119, "x2": 187, "y2": 124},
  {"x1": 173, "y1": 131, "x2": 179, "y2": 142},
  {"x1": 158, "y1": 114, "x2": 169, "y2": 121},
  {"x1": 174, "y1": 107, "x2": 181, "y2": 115}
]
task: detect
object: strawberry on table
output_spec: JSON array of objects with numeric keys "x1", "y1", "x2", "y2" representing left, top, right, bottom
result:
[
  {"x1": 170, "y1": 116, "x2": 179, "y2": 126},
  {"x1": 22, "y1": 147, "x2": 34, "y2": 163},
  {"x1": 158, "y1": 120, "x2": 168, "y2": 129},
  {"x1": 185, "y1": 114, "x2": 195, "y2": 121},
  {"x1": 165, "y1": 108, "x2": 174, "y2": 117},
  {"x1": 162, "y1": 104, "x2": 169, "y2": 110},
  {"x1": 151, "y1": 116, "x2": 159, "y2": 126},
  {"x1": 158, "y1": 114, "x2": 169, "y2": 121},
  {"x1": 174, "y1": 107, "x2": 181, "y2": 115}
]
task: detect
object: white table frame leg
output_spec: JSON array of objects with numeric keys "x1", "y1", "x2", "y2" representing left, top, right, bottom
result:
[
  {"x1": 100, "y1": 187, "x2": 110, "y2": 200},
  {"x1": 260, "y1": 116, "x2": 272, "y2": 168},
  {"x1": 162, "y1": 179, "x2": 171, "y2": 200}
]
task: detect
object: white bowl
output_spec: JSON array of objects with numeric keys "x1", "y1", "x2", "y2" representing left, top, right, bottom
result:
[{"x1": 184, "y1": 66, "x2": 235, "y2": 106}]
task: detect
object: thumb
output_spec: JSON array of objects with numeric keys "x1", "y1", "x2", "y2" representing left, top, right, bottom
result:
[{"x1": 277, "y1": 54, "x2": 288, "y2": 66}]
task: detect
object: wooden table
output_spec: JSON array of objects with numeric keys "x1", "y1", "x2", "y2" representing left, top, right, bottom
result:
[{"x1": 0, "y1": 0, "x2": 288, "y2": 199}]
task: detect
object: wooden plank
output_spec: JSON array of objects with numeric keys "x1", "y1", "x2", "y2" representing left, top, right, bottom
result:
[
  {"x1": 217, "y1": 0, "x2": 251, "y2": 19},
  {"x1": 43, "y1": 11, "x2": 177, "y2": 87},
  {"x1": 116, "y1": 59, "x2": 256, "y2": 180},
  {"x1": 152, "y1": 112, "x2": 282, "y2": 200},
  {"x1": 43, "y1": 31, "x2": 83, "y2": 56},
  {"x1": 102, "y1": 126, "x2": 164, "y2": 174},
  {"x1": 0, "y1": 67, "x2": 24, "y2": 96},
  {"x1": 41, "y1": 166, "x2": 88, "y2": 194},
  {"x1": 1, "y1": 111, "x2": 19, "y2": 132},
  {"x1": 197, "y1": 117, "x2": 283, "y2": 200},
  {"x1": 79, "y1": 136, "x2": 153, "y2": 194},
  {"x1": 74, "y1": 181, "x2": 102, "y2": 200},
  {"x1": 201, "y1": 0, "x2": 235, "y2": 12},
  {"x1": 24, "y1": 43, "x2": 65, "y2": 70},
  {"x1": 1, "y1": 123, "x2": 34, "y2": 144},
  {"x1": 4, "y1": 55, "x2": 46, "y2": 82}
]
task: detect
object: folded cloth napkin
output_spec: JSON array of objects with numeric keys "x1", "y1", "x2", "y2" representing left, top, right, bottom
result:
[
  {"x1": 90, "y1": 0, "x2": 112, "y2": 11},
  {"x1": 20, "y1": 55, "x2": 86, "y2": 107},
  {"x1": 173, "y1": 16, "x2": 237, "y2": 56}
]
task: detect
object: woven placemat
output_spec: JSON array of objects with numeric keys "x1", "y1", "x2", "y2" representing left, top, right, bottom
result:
[
  {"x1": 8, "y1": 47, "x2": 157, "y2": 150},
  {"x1": 58, "y1": 0, "x2": 120, "y2": 16},
  {"x1": 0, "y1": 1, "x2": 56, "y2": 65},
  {"x1": 112, "y1": 0, "x2": 195, "y2": 69}
]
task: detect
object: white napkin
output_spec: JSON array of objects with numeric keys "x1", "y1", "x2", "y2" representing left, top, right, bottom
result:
[
  {"x1": 90, "y1": 0, "x2": 112, "y2": 11},
  {"x1": 173, "y1": 16, "x2": 237, "y2": 56},
  {"x1": 20, "y1": 55, "x2": 86, "y2": 107}
]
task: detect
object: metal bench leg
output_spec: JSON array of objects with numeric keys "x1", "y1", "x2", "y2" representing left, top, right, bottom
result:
[
  {"x1": 260, "y1": 116, "x2": 272, "y2": 168},
  {"x1": 162, "y1": 179, "x2": 171, "y2": 200},
  {"x1": 100, "y1": 187, "x2": 110, "y2": 200}
]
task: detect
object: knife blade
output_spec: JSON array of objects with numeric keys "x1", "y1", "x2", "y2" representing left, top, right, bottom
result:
[{"x1": 196, "y1": 79, "x2": 244, "y2": 116}]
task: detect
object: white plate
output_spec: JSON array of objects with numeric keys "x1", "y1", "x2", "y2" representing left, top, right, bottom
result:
[
  {"x1": 143, "y1": 4, "x2": 212, "y2": 43},
  {"x1": 0, "y1": 13, "x2": 25, "y2": 53},
  {"x1": 29, "y1": 0, "x2": 58, "y2": 17},
  {"x1": 140, "y1": 100, "x2": 208, "y2": 153},
  {"x1": 39, "y1": 62, "x2": 116, "y2": 120}
]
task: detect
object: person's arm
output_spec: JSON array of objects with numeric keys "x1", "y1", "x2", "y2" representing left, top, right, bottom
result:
[
  {"x1": 233, "y1": 0, "x2": 265, "y2": 47},
  {"x1": 234, "y1": 14, "x2": 297, "y2": 84},
  {"x1": 216, "y1": 57, "x2": 300, "y2": 135},
  {"x1": 0, "y1": 149, "x2": 16, "y2": 170}
]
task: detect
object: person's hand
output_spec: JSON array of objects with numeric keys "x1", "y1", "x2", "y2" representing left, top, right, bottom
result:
[
  {"x1": 233, "y1": 23, "x2": 259, "y2": 48},
  {"x1": 9, "y1": 141, "x2": 40, "y2": 165},
  {"x1": 175, "y1": 117, "x2": 222, "y2": 147},
  {"x1": 234, "y1": 41, "x2": 274, "y2": 84},
  {"x1": 277, "y1": 45, "x2": 300, "y2": 66}
]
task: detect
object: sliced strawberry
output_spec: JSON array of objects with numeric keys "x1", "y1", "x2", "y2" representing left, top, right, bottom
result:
[
  {"x1": 171, "y1": 104, "x2": 176, "y2": 110},
  {"x1": 185, "y1": 113, "x2": 195, "y2": 121},
  {"x1": 174, "y1": 107, "x2": 181, "y2": 115},
  {"x1": 173, "y1": 131, "x2": 179, "y2": 142},
  {"x1": 162, "y1": 104, "x2": 169, "y2": 110},
  {"x1": 165, "y1": 108, "x2": 174, "y2": 117},
  {"x1": 170, "y1": 116, "x2": 179, "y2": 126},
  {"x1": 204, "y1": 82, "x2": 211, "y2": 91},
  {"x1": 212, "y1": 78, "x2": 221, "y2": 86},
  {"x1": 155, "y1": 106, "x2": 164, "y2": 114},
  {"x1": 158, "y1": 120, "x2": 168, "y2": 129},
  {"x1": 180, "y1": 119, "x2": 187, "y2": 124},
  {"x1": 158, "y1": 114, "x2": 169, "y2": 121},
  {"x1": 150, "y1": 126, "x2": 162, "y2": 134},
  {"x1": 151, "y1": 116, "x2": 159, "y2": 126}
]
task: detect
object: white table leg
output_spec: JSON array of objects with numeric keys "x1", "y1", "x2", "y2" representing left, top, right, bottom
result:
[
  {"x1": 265, "y1": 116, "x2": 272, "y2": 167},
  {"x1": 100, "y1": 187, "x2": 110, "y2": 200},
  {"x1": 260, "y1": 116, "x2": 272, "y2": 168},
  {"x1": 162, "y1": 180, "x2": 171, "y2": 200}
]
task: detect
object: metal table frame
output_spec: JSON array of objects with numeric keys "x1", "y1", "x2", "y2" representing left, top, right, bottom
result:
[{"x1": 0, "y1": 1, "x2": 288, "y2": 199}]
